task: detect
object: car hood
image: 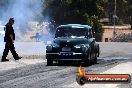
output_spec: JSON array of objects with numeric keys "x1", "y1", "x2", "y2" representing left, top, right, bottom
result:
[{"x1": 53, "y1": 37, "x2": 89, "y2": 46}]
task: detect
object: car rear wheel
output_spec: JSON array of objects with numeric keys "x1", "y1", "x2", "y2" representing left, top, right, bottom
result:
[
  {"x1": 97, "y1": 47, "x2": 100, "y2": 57},
  {"x1": 47, "y1": 59, "x2": 53, "y2": 66},
  {"x1": 93, "y1": 53, "x2": 97, "y2": 64}
]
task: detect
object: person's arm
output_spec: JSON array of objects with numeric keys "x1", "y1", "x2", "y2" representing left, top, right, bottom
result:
[
  {"x1": 10, "y1": 34, "x2": 14, "y2": 43},
  {"x1": 10, "y1": 26, "x2": 15, "y2": 43}
]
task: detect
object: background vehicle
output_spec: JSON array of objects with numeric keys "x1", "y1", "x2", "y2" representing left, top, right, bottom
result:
[{"x1": 46, "y1": 24, "x2": 100, "y2": 65}]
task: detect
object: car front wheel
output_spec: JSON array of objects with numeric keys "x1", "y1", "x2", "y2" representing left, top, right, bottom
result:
[
  {"x1": 84, "y1": 51, "x2": 91, "y2": 66},
  {"x1": 47, "y1": 59, "x2": 53, "y2": 66}
]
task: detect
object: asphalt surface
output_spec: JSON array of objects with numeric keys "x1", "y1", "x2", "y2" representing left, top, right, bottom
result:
[{"x1": 0, "y1": 42, "x2": 132, "y2": 88}]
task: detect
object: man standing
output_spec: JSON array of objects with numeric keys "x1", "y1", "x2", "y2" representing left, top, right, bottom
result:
[{"x1": 1, "y1": 18, "x2": 22, "y2": 62}]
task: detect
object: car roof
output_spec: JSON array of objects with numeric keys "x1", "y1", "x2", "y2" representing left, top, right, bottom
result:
[{"x1": 57, "y1": 24, "x2": 92, "y2": 30}]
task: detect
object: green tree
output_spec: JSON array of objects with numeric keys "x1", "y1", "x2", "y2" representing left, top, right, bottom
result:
[{"x1": 43, "y1": 0, "x2": 105, "y2": 41}]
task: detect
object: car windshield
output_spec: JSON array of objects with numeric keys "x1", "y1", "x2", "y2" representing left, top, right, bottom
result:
[{"x1": 55, "y1": 27, "x2": 87, "y2": 38}]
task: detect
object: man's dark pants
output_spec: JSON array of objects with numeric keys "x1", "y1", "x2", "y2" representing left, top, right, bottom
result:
[{"x1": 2, "y1": 42, "x2": 18, "y2": 60}]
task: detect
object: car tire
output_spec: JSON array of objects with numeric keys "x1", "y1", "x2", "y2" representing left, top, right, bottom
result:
[
  {"x1": 97, "y1": 47, "x2": 100, "y2": 57},
  {"x1": 93, "y1": 53, "x2": 97, "y2": 64},
  {"x1": 84, "y1": 60, "x2": 90, "y2": 66},
  {"x1": 47, "y1": 59, "x2": 53, "y2": 66},
  {"x1": 84, "y1": 51, "x2": 91, "y2": 66}
]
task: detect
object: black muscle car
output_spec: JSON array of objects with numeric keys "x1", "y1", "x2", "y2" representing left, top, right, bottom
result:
[{"x1": 46, "y1": 24, "x2": 100, "y2": 65}]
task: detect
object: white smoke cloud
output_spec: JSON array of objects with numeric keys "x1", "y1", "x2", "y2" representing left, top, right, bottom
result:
[
  {"x1": 0, "y1": 0, "x2": 44, "y2": 32},
  {"x1": 0, "y1": 0, "x2": 55, "y2": 42},
  {"x1": 0, "y1": 0, "x2": 54, "y2": 42}
]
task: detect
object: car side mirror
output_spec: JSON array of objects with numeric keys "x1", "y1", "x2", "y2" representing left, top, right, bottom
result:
[{"x1": 92, "y1": 38, "x2": 95, "y2": 42}]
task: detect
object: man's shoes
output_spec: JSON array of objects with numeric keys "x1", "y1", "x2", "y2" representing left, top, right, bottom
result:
[
  {"x1": 1, "y1": 59, "x2": 9, "y2": 62},
  {"x1": 15, "y1": 57, "x2": 22, "y2": 60}
]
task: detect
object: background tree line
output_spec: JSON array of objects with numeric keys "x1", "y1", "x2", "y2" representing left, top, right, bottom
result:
[
  {"x1": 42, "y1": 0, "x2": 105, "y2": 41},
  {"x1": 42, "y1": 0, "x2": 132, "y2": 41}
]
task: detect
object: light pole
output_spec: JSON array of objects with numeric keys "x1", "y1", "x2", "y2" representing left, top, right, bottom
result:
[{"x1": 113, "y1": 0, "x2": 117, "y2": 37}]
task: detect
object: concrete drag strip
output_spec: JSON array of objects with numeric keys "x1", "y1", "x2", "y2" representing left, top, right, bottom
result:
[
  {"x1": 0, "y1": 42, "x2": 132, "y2": 88},
  {"x1": 0, "y1": 57, "x2": 131, "y2": 88},
  {"x1": 0, "y1": 63, "x2": 74, "y2": 88},
  {"x1": 0, "y1": 59, "x2": 46, "y2": 71},
  {"x1": 99, "y1": 42, "x2": 132, "y2": 57}
]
